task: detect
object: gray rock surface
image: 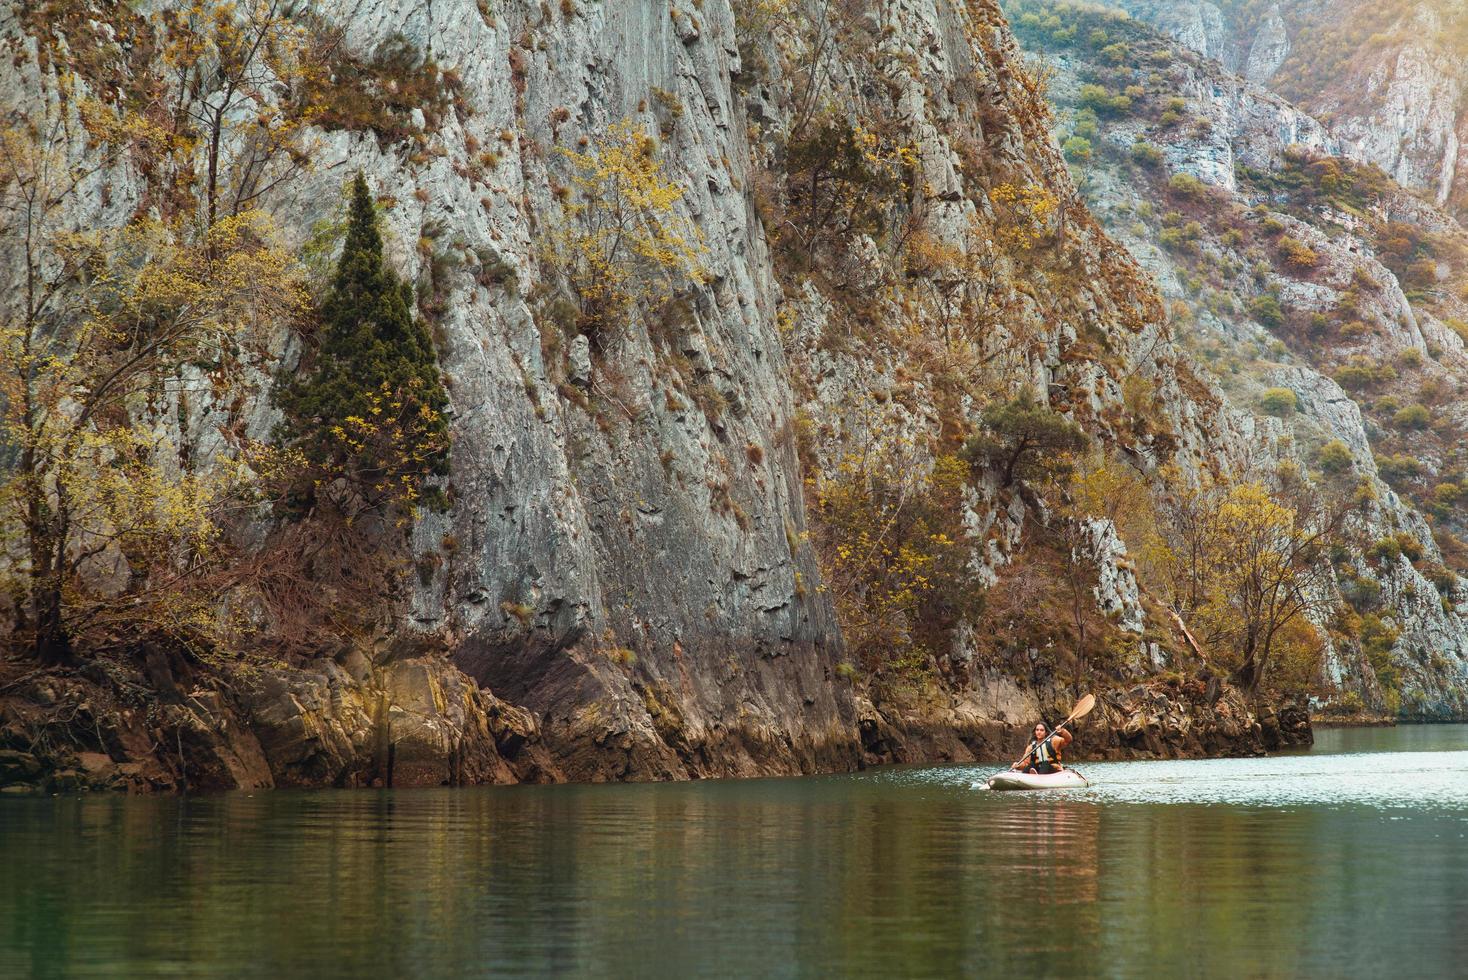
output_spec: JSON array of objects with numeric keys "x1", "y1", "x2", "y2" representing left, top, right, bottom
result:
[
  {"x1": 9, "y1": 0, "x2": 1466, "y2": 799},
  {"x1": 1115, "y1": 0, "x2": 1468, "y2": 217}
]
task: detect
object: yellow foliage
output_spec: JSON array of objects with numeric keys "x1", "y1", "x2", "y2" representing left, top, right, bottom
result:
[
  {"x1": 0, "y1": 117, "x2": 306, "y2": 656},
  {"x1": 813, "y1": 438, "x2": 981, "y2": 686},
  {"x1": 553, "y1": 118, "x2": 708, "y2": 338},
  {"x1": 1154, "y1": 473, "x2": 1340, "y2": 691},
  {"x1": 853, "y1": 123, "x2": 919, "y2": 184},
  {"x1": 152, "y1": 0, "x2": 325, "y2": 221},
  {"x1": 990, "y1": 182, "x2": 1059, "y2": 252},
  {"x1": 1067, "y1": 454, "x2": 1172, "y2": 585},
  {"x1": 320, "y1": 384, "x2": 452, "y2": 521}
]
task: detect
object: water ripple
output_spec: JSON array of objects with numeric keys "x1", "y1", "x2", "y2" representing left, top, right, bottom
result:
[{"x1": 955, "y1": 749, "x2": 1468, "y2": 810}]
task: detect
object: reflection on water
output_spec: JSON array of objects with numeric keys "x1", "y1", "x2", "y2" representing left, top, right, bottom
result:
[
  {"x1": 1010, "y1": 748, "x2": 1468, "y2": 808},
  {"x1": 1309, "y1": 721, "x2": 1468, "y2": 756},
  {"x1": 2, "y1": 728, "x2": 1466, "y2": 977}
]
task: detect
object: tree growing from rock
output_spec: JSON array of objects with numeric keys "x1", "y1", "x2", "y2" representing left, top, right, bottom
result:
[
  {"x1": 0, "y1": 112, "x2": 304, "y2": 665},
  {"x1": 265, "y1": 174, "x2": 451, "y2": 663},
  {"x1": 275, "y1": 173, "x2": 450, "y2": 517},
  {"x1": 964, "y1": 392, "x2": 1089, "y2": 488},
  {"x1": 553, "y1": 118, "x2": 708, "y2": 346}
]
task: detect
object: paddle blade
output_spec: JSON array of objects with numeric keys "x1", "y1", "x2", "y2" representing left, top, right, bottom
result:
[{"x1": 1071, "y1": 693, "x2": 1096, "y2": 720}]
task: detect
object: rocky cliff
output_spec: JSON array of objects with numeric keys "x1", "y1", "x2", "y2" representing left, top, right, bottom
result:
[
  {"x1": 1111, "y1": 1, "x2": 1468, "y2": 220},
  {"x1": 0, "y1": 0, "x2": 1403, "y2": 795},
  {"x1": 1007, "y1": 0, "x2": 1468, "y2": 718}
]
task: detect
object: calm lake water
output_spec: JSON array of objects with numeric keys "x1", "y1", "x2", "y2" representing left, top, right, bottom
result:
[{"x1": 3, "y1": 725, "x2": 1466, "y2": 978}]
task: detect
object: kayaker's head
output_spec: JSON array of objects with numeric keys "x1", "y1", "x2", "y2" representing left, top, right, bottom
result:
[{"x1": 1033, "y1": 722, "x2": 1049, "y2": 741}]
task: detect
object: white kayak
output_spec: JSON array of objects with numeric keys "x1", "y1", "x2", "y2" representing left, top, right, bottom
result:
[{"x1": 986, "y1": 769, "x2": 1089, "y2": 791}]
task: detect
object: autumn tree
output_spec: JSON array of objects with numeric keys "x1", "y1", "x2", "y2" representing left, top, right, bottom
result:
[
  {"x1": 553, "y1": 118, "x2": 708, "y2": 345},
  {"x1": 783, "y1": 114, "x2": 914, "y2": 257},
  {"x1": 988, "y1": 182, "x2": 1060, "y2": 253},
  {"x1": 903, "y1": 212, "x2": 1045, "y2": 373},
  {"x1": 156, "y1": 0, "x2": 323, "y2": 225},
  {"x1": 0, "y1": 114, "x2": 304, "y2": 664},
  {"x1": 0, "y1": 0, "x2": 370, "y2": 663},
  {"x1": 814, "y1": 442, "x2": 981, "y2": 689},
  {"x1": 1155, "y1": 473, "x2": 1353, "y2": 692}
]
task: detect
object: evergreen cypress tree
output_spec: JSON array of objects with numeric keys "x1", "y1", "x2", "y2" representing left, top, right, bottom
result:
[{"x1": 278, "y1": 173, "x2": 450, "y2": 510}]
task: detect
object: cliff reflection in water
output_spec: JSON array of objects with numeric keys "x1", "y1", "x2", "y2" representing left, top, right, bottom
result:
[{"x1": 3, "y1": 735, "x2": 1467, "y2": 978}]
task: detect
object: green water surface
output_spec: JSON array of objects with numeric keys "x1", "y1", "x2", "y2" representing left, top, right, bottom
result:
[{"x1": 2, "y1": 725, "x2": 1466, "y2": 978}]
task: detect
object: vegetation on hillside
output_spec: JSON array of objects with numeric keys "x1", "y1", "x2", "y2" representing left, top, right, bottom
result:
[
  {"x1": 1, "y1": 2, "x2": 453, "y2": 665},
  {"x1": 1000, "y1": 0, "x2": 1468, "y2": 714}
]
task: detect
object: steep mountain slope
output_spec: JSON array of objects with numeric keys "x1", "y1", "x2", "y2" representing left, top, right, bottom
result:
[
  {"x1": 0, "y1": 0, "x2": 1372, "y2": 793},
  {"x1": 1006, "y1": 0, "x2": 1468, "y2": 717},
  {"x1": 1112, "y1": 1, "x2": 1468, "y2": 220}
]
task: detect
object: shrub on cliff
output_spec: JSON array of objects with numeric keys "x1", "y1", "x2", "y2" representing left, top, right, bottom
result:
[
  {"x1": 1358, "y1": 612, "x2": 1402, "y2": 714},
  {"x1": 1168, "y1": 173, "x2": 1207, "y2": 201},
  {"x1": 1248, "y1": 294, "x2": 1285, "y2": 329},
  {"x1": 1335, "y1": 356, "x2": 1396, "y2": 391},
  {"x1": 1392, "y1": 403, "x2": 1431, "y2": 430},
  {"x1": 275, "y1": 173, "x2": 451, "y2": 514},
  {"x1": 1316, "y1": 440, "x2": 1354, "y2": 474},
  {"x1": 1375, "y1": 453, "x2": 1421, "y2": 485},
  {"x1": 1260, "y1": 387, "x2": 1298, "y2": 417},
  {"x1": 1130, "y1": 141, "x2": 1163, "y2": 168},
  {"x1": 1078, "y1": 83, "x2": 1131, "y2": 116},
  {"x1": 779, "y1": 111, "x2": 917, "y2": 273},
  {"x1": 1278, "y1": 235, "x2": 1319, "y2": 272},
  {"x1": 965, "y1": 393, "x2": 1089, "y2": 488},
  {"x1": 302, "y1": 32, "x2": 460, "y2": 144},
  {"x1": 553, "y1": 118, "x2": 708, "y2": 345},
  {"x1": 813, "y1": 453, "x2": 983, "y2": 689}
]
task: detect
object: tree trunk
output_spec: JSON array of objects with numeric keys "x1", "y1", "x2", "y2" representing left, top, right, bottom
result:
[
  {"x1": 24, "y1": 460, "x2": 71, "y2": 664},
  {"x1": 1232, "y1": 656, "x2": 1260, "y2": 693},
  {"x1": 33, "y1": 581, "x2": 71, "y2": 666}
]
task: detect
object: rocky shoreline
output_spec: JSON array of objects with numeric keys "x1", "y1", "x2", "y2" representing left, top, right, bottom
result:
[
  {"x1": 1311, "y1": 714, "x2": 1399, "y2": 728},
  {"x1": 0, "y1": 655, "x2": 1311, "y2": 795},
  {"x1": 858, "y1": 675, "x2": 1311, "y2": 769}
]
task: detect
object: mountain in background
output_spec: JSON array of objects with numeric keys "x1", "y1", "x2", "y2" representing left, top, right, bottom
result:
[
  {"x1": 1113, "y1": 1, "x2": 1468, "y2": 219},
  {"x1": 1005, "y1": 0, "x2": 1468, "y2": 717}
]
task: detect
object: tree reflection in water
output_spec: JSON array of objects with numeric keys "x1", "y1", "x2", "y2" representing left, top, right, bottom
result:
[{"x1": 2, "y1": 747, "x2": 1467, "y2": 977}]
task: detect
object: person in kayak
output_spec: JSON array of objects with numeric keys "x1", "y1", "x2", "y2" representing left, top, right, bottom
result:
[{"x1": 1013, "y1": 720, "x2": 1072, "y2": 774}]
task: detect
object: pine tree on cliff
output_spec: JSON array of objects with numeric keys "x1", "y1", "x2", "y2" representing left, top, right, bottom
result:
[{"x1": 278, "y1": 173, "x2": 450, "y2": 512}]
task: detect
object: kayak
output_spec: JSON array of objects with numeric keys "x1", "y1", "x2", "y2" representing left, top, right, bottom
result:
[{"x1": 986, "y1": 769, "x2": 1089, "y2": 791}]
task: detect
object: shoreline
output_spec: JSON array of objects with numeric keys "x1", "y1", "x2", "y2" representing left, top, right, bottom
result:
[
  {"x1": 1311, "y1": 715, "x2": 1397, "y2": 729},
  {"x1": 1, "y1": 657, "x2": 1313, "y2": 797}
]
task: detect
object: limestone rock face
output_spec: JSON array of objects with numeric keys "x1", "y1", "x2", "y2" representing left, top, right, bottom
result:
[
  {"x1": 13, "y1": 0, "x2": 1468, "y2": 797},
  {"x1": 0, "y1": 654, "x2": 553, "y2": 793},
  {"x1": 1082, "y1": 519, "x2": 1145, "y2": 637},
  {"x1": 1085, "y1": 679, "x2": 1306, "y2": 759},
  {"x1": 1026, "y1": 0, "x2": 1468, "y2": 718},
  {"x1": 1121, "y1": 1, "x2": 1235, "y2": 66},
  {"x1": 1116, "y1": 0, "x2": 1468, "y2": 219},
  {"x1": 237, "y1": 655, "x2": 554, "y2": 788},
  {"x1": 1, "y1": 0, "x2": 867, "y2": 780},
  {"x1": 1242, "y1": 6, "x2": 1291, "y2": 84}
]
